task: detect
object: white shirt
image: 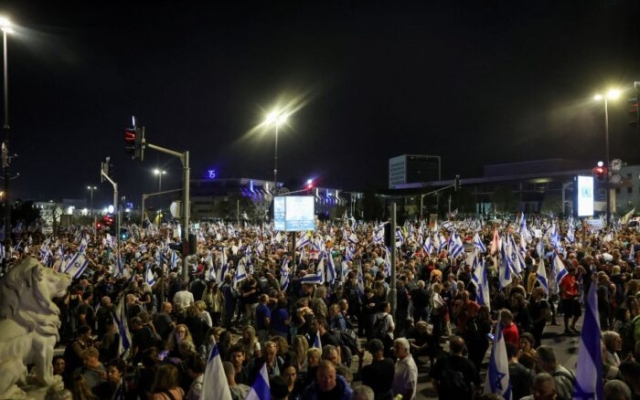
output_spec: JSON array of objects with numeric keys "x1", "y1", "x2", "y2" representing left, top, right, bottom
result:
[
  {"x1": 393, "y1": 355, "x2": 418, "y2": 400},
  {"x1": 173, "y1": 290, "x2": 195, "y2": 311}
]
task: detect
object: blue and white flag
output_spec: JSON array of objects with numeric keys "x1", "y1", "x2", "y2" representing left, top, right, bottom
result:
[
  {"x1": 296, "y1": 233, "x2": 311, "y2": 249},
  {"x1": 326, "y1": 252, "x2": 337, "y2": 284},
  {"x1": 423, "y1": 236, "x2": 434, "y2": 255},
  {"x1": 573, "y1": 282, "x2": 603, "y2": 400},
  {"x1": 280, "y1": 268, "x2": 290, "y2": 291},
  {"x1": 449, "y1": 233, "x2": 464, "y2": 258},
  {"x1": 113, "y1": 295, "x2": 132, "y2": 359},
  {"x1": 536, "y1": 258, "x2": 549, "y2": 294},
  {"x1": 348, "y1": 232, "x2": 359, "y2": 245},
  {"x1": 246, "y1": 362, "x2": 270, "y2": 400},
  {"x1": 233, "y1": 261, "x2": 247, "y2": 286},
  {"x1": 473, "y1": 232, "x2": 486, "y2": 253},
  {"x1": 65, "y1": 253, "x2": 89, "y2": 280},
  {"x1": 472, "y1": 253, "x2": 490, "y2": 310},
  {"x1": 201, "y1": 336, "x2": 232, "y2": 400},
  {"x1": 483, "y1": 322, "x2": 511, "y2": 400},
  {"x1": 145, "y1": 265, "x2": 156, "y2": 287},
  {"x1": 312, "y1": 330, "x2": 322, "y2": 349},
  {"x1": 551, "y1": 253, "x2": 568, "y2": 290}
]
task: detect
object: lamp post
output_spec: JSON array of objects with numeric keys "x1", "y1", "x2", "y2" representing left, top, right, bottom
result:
[
  {"x1": 153, "y1": 168, "x2": 166, "y2": 209},
  {"x1": 87, "y1": 186, "x2": 97, "y2": 216},
  {"x1": 594, "y1": 89, "x2": 620, "y2": 227},
  {"x1": 264, "y1": 111, "x2": 288, "y2": 196},
  {"x1": 0, "y1": 17, "x2": 12, "y2": 243}
]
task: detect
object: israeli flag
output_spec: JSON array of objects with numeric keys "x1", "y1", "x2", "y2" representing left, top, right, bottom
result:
[
  {"x1": 296, "y1": 233, "x2": 311, "y2": 249},
  {"x1": 312, "y1": 330, "x2": 322, "y2": 349},
  {"x1": 483, "y1": 322, "x2": 511, "y2": 400},
  {"x1": 348, "y1": 232, "x2": 359, "y2": 244},
  {"x1": 201, "y1": 336, "x2": 232, "y2": 400},
  {"x1": 113, "y1": 295, "x2": 132, "y2": 359},
  {"x1": 473, "y1": 232, "x2": 486, "y2": 253},
  {"x1": 449, "y1": 234, "x2": 464, "y2": 258},
  {"x1": 246, "y1": 362, "x2": 270, "y2": 400},
  {"x1": 145, "y1": 265, "x2": 156, "y2": 287},
  {"x1": 233, "y1": 261, "x2": 247, "y2": 286},
  {"x1": 536, "y1": 258, "x2": 549, "y2": 294},
  {"x1": 573, "y1": 281, "x2": 604, "y2": 400},
  {"x1": 326, "y1": 252, "x2": 337, "y2": 284},
  {"x1": 551, "y1": 253, "x2": 568, "y2": 290},
  {"x1": 472, "y1": 253, "x2": 490, "y2": 310},
  {"x1": 65, "y1": 254, "x2": 89, "y2": 280},
  {"x1": 280, "y1": 268, "x2": 290, "y2": 291},
  {"x1": 423, "y1": 236, "x2": 434, "y2": 255}
]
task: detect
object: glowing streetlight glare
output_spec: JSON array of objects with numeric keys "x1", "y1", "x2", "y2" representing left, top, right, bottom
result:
[
  {"x1": 607, "y1": 89, "x2": 620, "y2": 99},
  {"x1": 594, "y1": 94, "x2": 603, "y2": 101},
  {"x1": 265, "y1": 110, "x2": 288, "y2": 126},
  {"x1": 0, "y1": 17, "x2": 12, "y2": 34}
]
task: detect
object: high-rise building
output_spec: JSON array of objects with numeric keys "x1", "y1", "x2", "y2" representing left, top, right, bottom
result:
[{"x1": 388, "y1": 154, "x2": 441, "y2": 189}]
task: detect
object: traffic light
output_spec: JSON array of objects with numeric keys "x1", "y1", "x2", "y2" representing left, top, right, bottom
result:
[
  {"x1": 593, "y1": 165, "x2": 607, "y2": 182},
  {"x1": 306, "y1": 179, "x2": 314, "y2": 193},
  {"x1": 124, "y1": 126, "x2": 145, "y2": 160},
  {"x1": 454, "y1": 175, "x2": 461, "y2": 191},
  {"x1": 100, "y1": 157, "x2": 113, "y2": 182}
]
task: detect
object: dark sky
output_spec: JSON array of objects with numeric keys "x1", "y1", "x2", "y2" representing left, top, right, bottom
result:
[{"x1": 2, "y1": 0, "x2": 640, "y2": 208}]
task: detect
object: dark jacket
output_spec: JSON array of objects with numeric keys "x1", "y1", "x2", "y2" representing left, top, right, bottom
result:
[{"x1": 301, "y1": 374, "x2": 353, "y2": 400}]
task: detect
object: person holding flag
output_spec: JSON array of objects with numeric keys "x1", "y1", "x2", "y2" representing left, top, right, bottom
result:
[{"x1": 559, "y1": 264, "x2": 581, "y2": 336}]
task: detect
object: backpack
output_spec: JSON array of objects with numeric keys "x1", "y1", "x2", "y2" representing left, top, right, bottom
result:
[
  {"x1": 438, "y1": 356, "x2": 470, "y2": 395},
  {"x1": 330, "y1": 328, "x2": 360, "y2": 354},
  {"x1": 551, "y1": 369, "x2": 576, "y2": 400},
  {"x1": 373, "y1": 314, "x2": 389, "y2": 340}
]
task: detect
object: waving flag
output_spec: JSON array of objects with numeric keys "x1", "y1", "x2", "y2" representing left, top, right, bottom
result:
[
  {"x1": 473, "y1": 232, "x2": 486, "y2": 253},
  {"x1": 145, "y1": 265, "x2": 156, "y2": 287},
  {"x1": 296, "y1": 232, "x2": 311, "y2": 249},
  {"x1": 423, "y1": 236, "x2": 434, "y2": 255},
  {"x1": 326, "y1": 252, "x2": 337, "y2": 284},
  {"x1": 113, "y1": 295, "x2": 132, "y2": 359},
  {"x1": 484, "y1": 322, "x2": 511, "y2": 400},
  {"x1": 201, "y1": 336, "x2": 232, "y2": 400},
  {"x1": 233, "y1": 261, "x2": 247, "y2": 286},
  {"x1": 551, "y1": 253, "x2": 568, "y2": 290},
  {"x1": 65, "y1": 253, "x2": 89, "y2": 279},
  {"x1": 449, "y1": 233, "x2": 464, "y2": 258},
  {"x1": 536, "y1": 258, "x2": 549, "y2": 294},
  {"x1": 280, "y1": 268, "x2": 290, "y2": 291},
  {"x1": 573, "y1": 282, "x2": 603, "y2": 400},
  {"x1": 301, "y1": 257, "x2": 325, "y2": 285},
  {"x1": 312, "y1": 330, "x2": 322, "y2": 349},
  {"x1": 472, "y1": 253, "x2": 490, "y2": 310},
  {"x1": 246, "y1": 362, "x2": 270, "y2": 400}
]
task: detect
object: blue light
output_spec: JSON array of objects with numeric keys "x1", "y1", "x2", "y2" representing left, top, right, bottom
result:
[{"x1": 207, "y1": 169, "x2": 216, "y2": 179}]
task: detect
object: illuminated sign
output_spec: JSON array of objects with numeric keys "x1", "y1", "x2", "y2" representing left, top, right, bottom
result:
[
  {"x1": 206, "y1": 169, "x2": 216, "y2": 179},
  {"x1": 575, "y1": 175, "x2": 594, "y2": 217}
]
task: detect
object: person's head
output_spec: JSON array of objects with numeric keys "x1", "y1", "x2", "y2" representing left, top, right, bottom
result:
[
  {"x1": 535, "y1": 346, "x2": 558, "y2": 373},
  {"x1": 367, "y1": 339, "x2": 384, "y2": 356},
  {"x1": 352, "y1": 385, "x2": 375, "y2": 400},
  {"x1": 378, "y1": 301, "x2": 391, "y2": 313},
  {"x1": 500, "y1": 309, "x2": 514, "y2": 326},
  {"x1": 614, "y1": 307, "x2": 630, "y2": 323},
  {"x1": 393, "y1": 338, "x2": 411, "y2": 360},
  {"x1": 263, "y1": 341, "x2": 278, "y2": 365},
  {"x1": 52, "y1": 355, "x2": 65, "y2": 375},
  {"x1": 184, "y1": 353, "x2": 206, "y2": 378},
  {"x1": 531, "y1": 372, "x2": 557, "y2": 400},
  {"x1": 130, "y1": 316, "x2": 143, "y2": 331},
  {"x1": 506, "y1": 343, "x2": 518, "y2": 360},
  {"x1": 44, "y1": 389, "x2": 72, "y2": 400},
  {"x1": 322, "y1": 345, "x2": 340, "y2": 365},
  {"x1": 521, "y1": 332, "x2": 535, "y2": 351},
  {"x1": 228, "y1": 345, "x2": 245, "y2": 369},
  {"x1": 161, "y1": 302, "x2": 173, "y2": 314},
  {"x1": 77, "y1": 324, "x2": 92, "y2": 340},
  {"x1": 291, "y1": 335, "x2": 309, "y2": 363},
  {"x1": 259, "y1": 293, "x2": 269, "y2": 304},
  {"x1": 151, "y1": 363, "x2": 180, "y2": 392},
  {"x1": 173, "y1": 324, "x2": 191, "y2": 344},
  {"x1": 81, "y1": 347, "x2": 100, "y2": 368},
  {"x1": 194, "y1": 300, "x2": 207, "y2": 313},
  {"x1": 101, "y1": 296, "x2": 112, "y2": 307},
  {"x1": 619, "y1": 361, "x2": 640, "y2": 389},
  {"x1": 281, "y1": 364, "x2": 298, "y2": 388},
  {"x1": 271, "y1": 335, "x2": 289, "y2": 357},
  {"x1": 604, "y1": 380, "x2": 632, "y2": 400},
  {"x1": 242, "y1": 326, "x2": 257, "y2": 342},
  {"x1": 307, "y1": 347, "x2": 322, "y2": 368},
  {"x1": 602, "y1": 331, "x2": 623, "y2": 353},
  {"x1": 316, "y1": 360, "x2": 338, "y2": 392},
  {"x1": 270, "y1": 375, "x2": 290, "y2": 400},
  {"x1": 329, "y1": 303, "x2": 341, "y2": 317},
  {"x1": 449, "y1": 336, "x2": 466, "y2": 356},
  {"x1": 106, "y1": 359, "x2": 126, "y2": 384}
]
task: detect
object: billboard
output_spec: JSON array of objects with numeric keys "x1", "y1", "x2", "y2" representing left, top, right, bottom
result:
[
  {"x1": 575, "y1": 175, "x2": 594, "y2": 217},
  {"x1": 274, "y1": 196, "x2": 315, "y2": 232}
]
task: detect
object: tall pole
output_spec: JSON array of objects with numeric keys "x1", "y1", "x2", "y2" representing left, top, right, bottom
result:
[
  {"x1": 389, "y1": 203, "x2": 397, "y2": 318},
  {"x1": 182, "y1": 151, "x2": 190, "y2": 284},
  {"x1": 2, "y1": 28, "x2": 9, "y2": 243},
  {"x1": 604, "y1": 97, "x2": 611, "y2": 227},
  {"x1": 274, "y1": 124, "x2": 278, "y2": 195}
]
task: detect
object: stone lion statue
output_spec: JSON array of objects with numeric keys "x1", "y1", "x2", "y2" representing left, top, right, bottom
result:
[{"x1": 0, "y1": 256, "x2": 71, "y2": 399}]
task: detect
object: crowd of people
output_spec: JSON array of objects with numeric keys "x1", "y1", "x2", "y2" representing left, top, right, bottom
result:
[{"x1": 9, "y1": 216, "x2": 640, "y2": 400}]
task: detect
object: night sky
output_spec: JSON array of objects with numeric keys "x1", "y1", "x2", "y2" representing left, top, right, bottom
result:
[{"x1": 2, "y1": 1, "x2": 640, "y2": 208}]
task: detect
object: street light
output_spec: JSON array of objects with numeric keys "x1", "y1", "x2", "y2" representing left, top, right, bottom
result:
[
  {"x1": 264, "y1": 110, "x2": 288, "y2": 195},
  {"x1": 154, "y1": 168, "x2": 166, "y2": 209},
  {"x1": 87, "y1": 186, "x2": 97, "y2": 215},
  {"x1": 594, "y1": 88, "x2": 620, "y2": 226},
  {"x1": 0, "y1": 16, "x2": 12, "y2": 242}
]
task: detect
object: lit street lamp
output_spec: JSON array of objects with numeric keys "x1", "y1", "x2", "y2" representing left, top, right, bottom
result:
[
  {"x1": 264, "y1": 110, "x2": 288, "y2": 195},
  {"x1": 594, "y1": 88, "x2": 620, "y2": 227},
  {"x1": 0, "y1": 16, "x2": 12, "y2": 242},
  {"x1": 87, "y1": 186, "x2": 97, "y2": 215},
  {"x1": 154, "y1": 168, "x2": 166, "y2": 209}
]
